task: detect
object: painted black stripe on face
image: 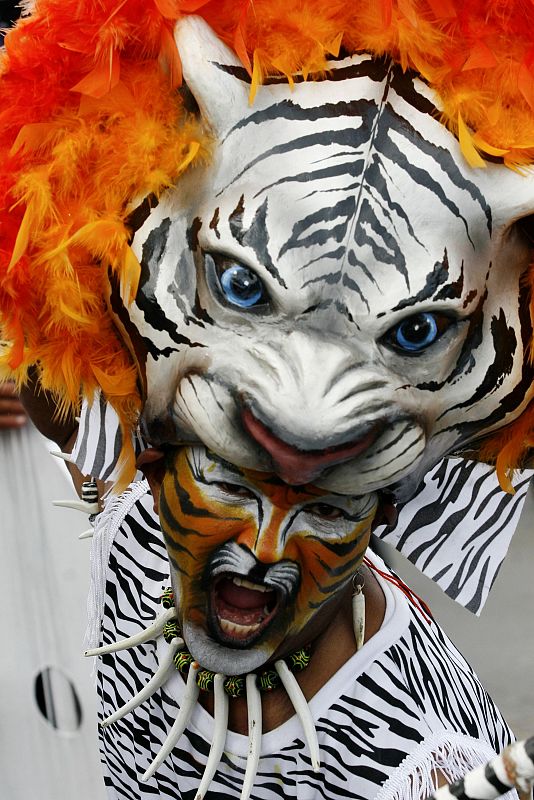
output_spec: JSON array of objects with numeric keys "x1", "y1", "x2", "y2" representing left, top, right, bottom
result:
[
  {"x1": 305, "y1": 534, "x2": 369, "y2": 559},
  {"x1": 107, "y1": 269, "x2": 148, "y2": 382},
  {"x1": 125, "y1": 193, "x2": 159, "y2": 239},
  {"x1": 137, "y1": 218, "x2": 207, "y2": 351},
  {"x1": 387, "y1": 250, "x2": 451, "y2": 314},
  {"x1": 357, "y1": 152, "x2": 425, "y2": 247},
  {"x1": 433, "y1": 257, "x2": 464, "y2": 302},
  {"x1": 346, "y1": 250, "x2": 379, "y2": 288},
  {"x1": 230, "y1": 94, "x2": 395, "y2": 137},
  {"x1": 443, "y1": 283, "x2": 534, "y2": 437},
  {"x1": 209, "y1": 208, "x2": 221, "y2": 239},
  {"x1": 227, "y1": 64, "x2": 438, "y2": 155},
  {"x1": 314, "y1": 546, "x2": 369, "y2": 579},
  {"x1": 446, "y1": 309, "x2": 516, "y2": 413},
  {"x1": 360, "y1": 432, "x2": 426, "y2": 476},
  {"x1": 279, "y1": 195, "x2": 357, "y2": 259},
  {"x1": 385, "y1": 104, "x2": 493, "y2": 236},
  {"x1": 254, "y1": 151, "x2": 366, "y2": 199},
  {"x1": 353, "y1": 197, "x2": 410, "y2": 289},
  {"x1": 219, "y1": 121, "x2": 374, "y2": 197},
  {"x1": 227, "y1": 196, "x2": 287, "y2": 288},
  {"x1": 387, "y1": 65, "x2": 439, "y2": 119},
  {"x1": 378, "y1": 120, "x2": 483, "y2": 247},
  {"x1": 215, "y1": 56, "x2": 393, "y2": 88}
]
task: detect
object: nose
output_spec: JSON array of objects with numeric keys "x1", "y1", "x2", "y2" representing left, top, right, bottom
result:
[{"x1": 241, "y1": 407, "x2": 381, "y2": 485}]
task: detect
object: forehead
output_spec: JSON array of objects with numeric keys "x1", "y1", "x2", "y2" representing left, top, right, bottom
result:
[
  {"x1": 200, "y1": 56, "x2": 493, "y2": 312},
  {"x1": 183, "y1": 447, "x2": 326, "y2": 505}
]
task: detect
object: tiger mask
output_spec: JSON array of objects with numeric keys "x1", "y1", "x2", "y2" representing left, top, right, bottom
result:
[{"x1": 118, "y1": 16, "x2": 534, "y2": 500}]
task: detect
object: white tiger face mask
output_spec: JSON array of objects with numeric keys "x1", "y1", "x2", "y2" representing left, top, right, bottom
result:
[{"x1": 119, "y1": 16, "x2": 534, "y2": 500}]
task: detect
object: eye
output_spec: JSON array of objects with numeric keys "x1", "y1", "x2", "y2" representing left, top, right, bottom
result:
[
  {"x1": 217, "y1": 261, "x2": 268, "y2": 309},
  {"x1": 214, "y1": 481, "x2": 256, "y2": 499},
  {"x1": 383, "y1": 312, "x2": 452, "y2": 354},
  {"x1": 306, "y1": 503, "x2": 345, "y2": 521}
]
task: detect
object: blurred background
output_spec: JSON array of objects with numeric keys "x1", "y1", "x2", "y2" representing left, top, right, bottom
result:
[{"x1": 0, "y1": 0, "x2": 18, "y2": 36}]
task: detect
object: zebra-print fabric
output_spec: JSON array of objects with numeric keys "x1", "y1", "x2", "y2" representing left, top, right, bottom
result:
[
  {"x1": 93, "y1": 487, "x2": 516, "y2": 800},
  {"x1": 377, "y1": 459, "x2": 532, "y2": 615},
  {"x1": 72, "y1": 392, "x2": 144, "y2": 482}
]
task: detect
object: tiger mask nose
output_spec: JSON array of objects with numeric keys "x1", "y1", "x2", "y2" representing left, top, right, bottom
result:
[{"x1": 241, "y1": 407, "x2": 381, "y2": 485}]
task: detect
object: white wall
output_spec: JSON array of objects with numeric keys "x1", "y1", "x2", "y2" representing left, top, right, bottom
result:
[{"x1": 0, "y1": 424, "x2": 106, "y2": 799}]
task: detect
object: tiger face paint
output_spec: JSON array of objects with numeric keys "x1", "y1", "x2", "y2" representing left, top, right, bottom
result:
[{"x1": 159, "y1": 447, "x2": 378, "y2": 675}]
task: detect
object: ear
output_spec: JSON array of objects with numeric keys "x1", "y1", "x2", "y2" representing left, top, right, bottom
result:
[
  {"x1": 137, "y1": 448, "x2": 166, "y2": 514},
  {"x1": 174, "y1": 15, "x2": 250, "y2": 138},
  {"x1": 477, "y1": 163, "x2": 534, "y2": 229}
]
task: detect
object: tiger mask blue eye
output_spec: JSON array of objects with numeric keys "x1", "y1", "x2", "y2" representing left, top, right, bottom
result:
[
  {"x1": 383, "y1": 312, "x2": 454, "y2": 355},
  {"x1": 206, "y1": 254, "x2": 269, "y2": 310}
]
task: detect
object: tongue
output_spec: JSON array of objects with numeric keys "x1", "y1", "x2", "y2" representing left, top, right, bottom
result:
[{"x1": 217, "y1": 578, "x2": 274, "y2": 610}]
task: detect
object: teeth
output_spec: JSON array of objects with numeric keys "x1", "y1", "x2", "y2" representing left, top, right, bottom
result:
[
  {"x1": 231, "y1": 577, "x2": 270, "y2": 592},
  {"x1": 219, "y1": 618, "x2": 261, "y2": 636}
]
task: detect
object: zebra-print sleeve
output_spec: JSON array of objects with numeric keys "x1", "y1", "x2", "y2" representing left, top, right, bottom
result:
[
  {"x1": 376, "y1": 458, "x2": 532, "y2": 614},
  {"x1": 71, "y1": 391, "x2": 145, "y2": 482}
]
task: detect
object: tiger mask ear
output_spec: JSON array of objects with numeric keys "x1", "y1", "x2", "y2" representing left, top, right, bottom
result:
[{"x1": 175, "y1": 15, "x2": 251, "y2": 138}]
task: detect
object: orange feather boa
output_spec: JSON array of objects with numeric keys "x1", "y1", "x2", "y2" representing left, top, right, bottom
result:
[{"x1": 1, "y1": 0, "x2": 534, "y2": 488}]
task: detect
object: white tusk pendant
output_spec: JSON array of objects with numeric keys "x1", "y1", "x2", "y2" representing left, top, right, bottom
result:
[
  {"x1": 240, "y1": 673, "x2": 262, "y2": 800},
  {"x1": 85, "y1": 607, "x2": 177, "y2": 657},
  {"x1": 275, "y1": 660, "x2": 320, "y2": 772},
  {"x1": 78, "y1": 529, "x2": 94, "y2": 540},
  {"x1": 50, "y1": 450, "x2": 75, "y2": 464},
  {"x1": 53, "y1": 499, "x2": 100, "y2": 514},
  {"x1": 141, "y1": 662, "x2": 201, "y2": 782},
  {"x1": 100, "y1": 638, "x2": 184, "y2": 728},
  {"x1": 195, "y1": 673, "x2": 229, "y2": 800},
  {"x1": 352, "y1": 584, "x2": 365, "y2": 651}
]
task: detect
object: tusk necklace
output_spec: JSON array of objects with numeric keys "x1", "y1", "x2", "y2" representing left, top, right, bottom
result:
[{"x1": 88, "y1": 584, "x2": 367, "y2": 800}]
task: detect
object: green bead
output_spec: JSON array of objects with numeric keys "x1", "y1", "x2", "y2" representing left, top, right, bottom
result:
[
  {"x1": 287, "y1": 647, "x2": 311, "y2": 672},
  {"x1": 174, "y1": 649, "x2": 194, "y2": 674},
  {"x1": 224, "y1": 675, "x2": 245, "y2": 698},
  {"x1": 162, "y1": 621, "x2": 181, "y2": 643},
  {"x1": 160, "y1": 588, "x2": 175, "y2": 609},
  {"x1": 258, "y1": 669, "x2": 280, "y2": 692},
  {"x1": 196, "y1": 669, "x2": 215, "y2": 692}
]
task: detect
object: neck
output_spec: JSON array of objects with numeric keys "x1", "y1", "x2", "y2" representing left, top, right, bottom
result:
[{"x1": 197, "y1": 565, "x2": 386, "y2": 735}]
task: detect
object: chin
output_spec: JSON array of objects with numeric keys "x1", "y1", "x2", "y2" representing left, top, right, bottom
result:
[{"x1": 183, "y1": 620, "x2": 275, "y2": 675}]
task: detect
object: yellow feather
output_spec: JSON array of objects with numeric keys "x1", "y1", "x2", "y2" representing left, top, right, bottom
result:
[{"x1": 458, "y1": 113, "x2": 486, "y2": 169}]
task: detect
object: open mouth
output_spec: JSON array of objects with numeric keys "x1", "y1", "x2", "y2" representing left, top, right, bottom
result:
[{"x1": 210, "y1": 574, "x2": 281, "y2": 647}]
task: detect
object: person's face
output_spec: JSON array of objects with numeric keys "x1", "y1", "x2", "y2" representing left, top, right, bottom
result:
[{"x1": 159, "y1": 447, "x2": 378, "y2": 674}]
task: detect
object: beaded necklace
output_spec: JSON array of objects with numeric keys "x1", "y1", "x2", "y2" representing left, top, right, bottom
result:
[{"x1": 159, "y1": 589, "x2": 312, "y2": 698}]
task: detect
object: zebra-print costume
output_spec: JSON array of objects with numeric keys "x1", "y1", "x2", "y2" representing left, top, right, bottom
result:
[{"x1": 90, "y1": 486, "x2": 516, "y2": 800}]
